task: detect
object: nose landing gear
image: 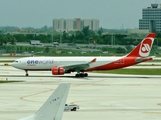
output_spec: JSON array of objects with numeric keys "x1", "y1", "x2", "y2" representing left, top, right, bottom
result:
[{"x1": 25, "y1": 70, "x2": 29, "y2": 76}]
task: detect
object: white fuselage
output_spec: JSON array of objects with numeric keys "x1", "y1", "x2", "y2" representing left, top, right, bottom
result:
[{"x1": 12, "y1": 56, "x2": 123, "y2": 70}]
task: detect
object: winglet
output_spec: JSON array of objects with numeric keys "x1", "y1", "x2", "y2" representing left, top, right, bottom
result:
[
  {"x1": 19, "y1": 83, "x2": 70, "y2": 120},
  {"x1": 91, "y1": 58, "x2": 96, "y2": 63}
]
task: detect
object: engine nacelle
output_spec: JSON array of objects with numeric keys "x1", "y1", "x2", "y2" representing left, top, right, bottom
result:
[{"x1": 52, "y1": 67, "x2": 65, "y2": 75}]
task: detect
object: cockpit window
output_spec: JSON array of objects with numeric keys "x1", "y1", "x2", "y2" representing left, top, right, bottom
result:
[{"x1": 14, "y1": 60, "x2": 18, "y2": 63}]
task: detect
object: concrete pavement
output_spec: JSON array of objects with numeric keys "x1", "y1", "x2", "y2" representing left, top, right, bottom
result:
[{"x1": 0, "y1": 66, "x2": 161, "y2": 120}]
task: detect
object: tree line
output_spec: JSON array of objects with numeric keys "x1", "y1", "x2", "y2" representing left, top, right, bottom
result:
[{"x1": 1, "y1": 26, "x2": 161, "y2": 47}]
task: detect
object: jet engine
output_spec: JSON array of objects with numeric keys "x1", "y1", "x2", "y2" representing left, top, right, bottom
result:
[{"x1": 52, "y1": 67, "x2": 65, "y2": 75}]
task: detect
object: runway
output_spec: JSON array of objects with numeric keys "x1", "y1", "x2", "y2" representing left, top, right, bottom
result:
[{"x1": 0, "y1": 66, "x2": 161, "y2": 120}]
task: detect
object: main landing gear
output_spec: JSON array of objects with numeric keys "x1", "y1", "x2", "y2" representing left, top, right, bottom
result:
[
  {"x1": 25, "y1": 70, "x2": 29, "y2": 76},
  {"x1": 75, "y1": 73, "x2": 88, "y2": 77}
]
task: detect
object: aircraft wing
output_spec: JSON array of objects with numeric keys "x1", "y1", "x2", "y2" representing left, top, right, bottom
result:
[{"x1": 59, "y1": 58, "x2": 96, "y2": 72}]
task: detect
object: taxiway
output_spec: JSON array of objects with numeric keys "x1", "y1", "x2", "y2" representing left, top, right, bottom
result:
[{"x1": 0, "y1": 66, "x2": 161, "y2": 120}]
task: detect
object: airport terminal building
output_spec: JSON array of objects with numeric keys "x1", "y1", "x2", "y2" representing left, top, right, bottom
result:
[
  {"x1": 53, "y1": 18, "x2": 99, "y2": 31},
  {"x1": 139, "y1": 4, "x2": 161, "y2": 32}
]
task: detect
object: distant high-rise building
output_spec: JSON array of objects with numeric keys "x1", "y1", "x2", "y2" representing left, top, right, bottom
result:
[
  {"x1": 53, "y1": 18, "x2": 99, "y2": 31},
  {"x1": 53, "y1": 19, "x2": 59, "y2": 30},
  {"x1": 92, "y1": 19, "x2": 99, "y2": 30},
  {"x1": 74, "y1": 18, "x2": 81, "y2": 30},
  {"x1": 139, "y1": 4, "x2": 161, "y2": 32},
  {"x1": 58, "y1": 18, "x2": 65, "y2": 31},
  {"x1": 65, "y1": 19, "x2": 74, "y2": 31},
  {"x1": 82, "y1": 19, "x2": 92, "y2": 29}
]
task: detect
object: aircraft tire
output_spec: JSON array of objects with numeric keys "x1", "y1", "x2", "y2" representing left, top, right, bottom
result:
[
  {"x1": 80, "y1": 73, "x2": 84, "y2": 77},
  {"x1": 84, "y1": 73, "x2": 88, "y2": 77},
  {"x1": 75, "y1": 74, "x2": 80, "y2": 77},
  {"x1": 72, "y1": 107, "x2": 76, "y2": 111}
]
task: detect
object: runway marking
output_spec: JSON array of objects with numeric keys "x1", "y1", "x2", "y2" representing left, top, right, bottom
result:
[
  {"x1": 72, "y1": 83, "x2": 161, "y2": 87},
  {"x1": 72, "y1": 79, "x2": 106, "y2": 87},
  {"x1": 143, "y1": 112, "x2": 161, "y2": 114},
  {"x1": 20, "y1": 89, "x2": 54, "y2": 102},
  {"x1": 90, "y1": 84, "x2": 141, "y2": 86},
  {"x1": 157, "y1": 103, "x2": 161, "y2": 106},
  {"x1": 68, "y1": 79, "x2": 107, "y2": 105}
]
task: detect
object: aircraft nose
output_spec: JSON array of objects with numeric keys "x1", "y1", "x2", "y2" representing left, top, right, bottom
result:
[
  {"x1": 10, "y1": 62, "x2": 15, "y2": 67},
  {"x1": 11, "y1": 61, "x2": 18, "y2": 68}
]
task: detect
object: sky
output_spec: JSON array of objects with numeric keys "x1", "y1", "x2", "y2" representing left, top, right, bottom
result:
[{"x1": 0, "y1": 0, "x2": 159, "y2": 29}]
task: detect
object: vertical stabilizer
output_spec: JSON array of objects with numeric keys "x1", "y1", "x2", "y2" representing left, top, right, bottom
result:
[
  {"x1": 19, "y1": 83, "x2": 70, "y2": 120},
  {"x1": 126, "y1": 33, "x2": 156, "y2": 57}
]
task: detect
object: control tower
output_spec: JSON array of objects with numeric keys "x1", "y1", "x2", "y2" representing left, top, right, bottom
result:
[{"x1": 139, "y1": 4, "x2": 161, "y2": 32}]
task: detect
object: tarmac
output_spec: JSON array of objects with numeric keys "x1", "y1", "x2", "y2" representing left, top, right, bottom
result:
[{"x1": 0, "y1": 66, "x2": 161, "y2": 120}]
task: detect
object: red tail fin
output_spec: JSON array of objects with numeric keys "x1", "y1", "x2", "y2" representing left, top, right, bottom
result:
[{"x1": 126, "y1": 33, "x2": 156, "y2": 57}]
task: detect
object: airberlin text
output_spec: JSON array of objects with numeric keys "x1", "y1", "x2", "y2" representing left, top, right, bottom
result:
[{"x1": 27, "y1": 59, "x2": 54, "y2": 65}]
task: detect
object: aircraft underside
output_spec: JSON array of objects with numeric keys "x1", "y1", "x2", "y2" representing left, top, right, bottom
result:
[{"x1": 24, "y1": 69, "x2": 89, "y2": 77}]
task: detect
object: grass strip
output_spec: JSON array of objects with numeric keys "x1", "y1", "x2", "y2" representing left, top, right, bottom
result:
[
  {"x1": 0, "y1": 60, "x2": 14, "y2": 62},
  {"x1": 93, "y1": 68, "x2": 161, "y2": 75},
  {"x1": 0, "y1": 80, "x2": 24, "y2": 84}
]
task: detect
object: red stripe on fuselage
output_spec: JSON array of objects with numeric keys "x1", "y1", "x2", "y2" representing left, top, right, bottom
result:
[{"x1": 86, "y1": 57, "x2": 152, "y2": 71}]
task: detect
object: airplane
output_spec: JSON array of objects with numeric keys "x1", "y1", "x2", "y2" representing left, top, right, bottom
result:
[
  {"x1": 11, "y1": 33, "x2": 156, "y2": 77},
  {"x1": 19, "y1": 83, "x2": 70, "y2": 120}
]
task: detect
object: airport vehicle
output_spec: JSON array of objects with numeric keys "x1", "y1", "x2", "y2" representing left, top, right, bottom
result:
[
  {"x1": 64, "y1": 104, "x2": 79, "y2": 111},
  {"x1": 11, "y1": 33, "x2": 156, "y2": 77},
  {"x1": 30, "y1": 40, "x2": 42, "y2": 45},
  {"x1": 19, "y1": 83, "x2": 70, "y2": 120},
  {"x1": 53, "y1": 42, "x2": 59, "y2": 46}
]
